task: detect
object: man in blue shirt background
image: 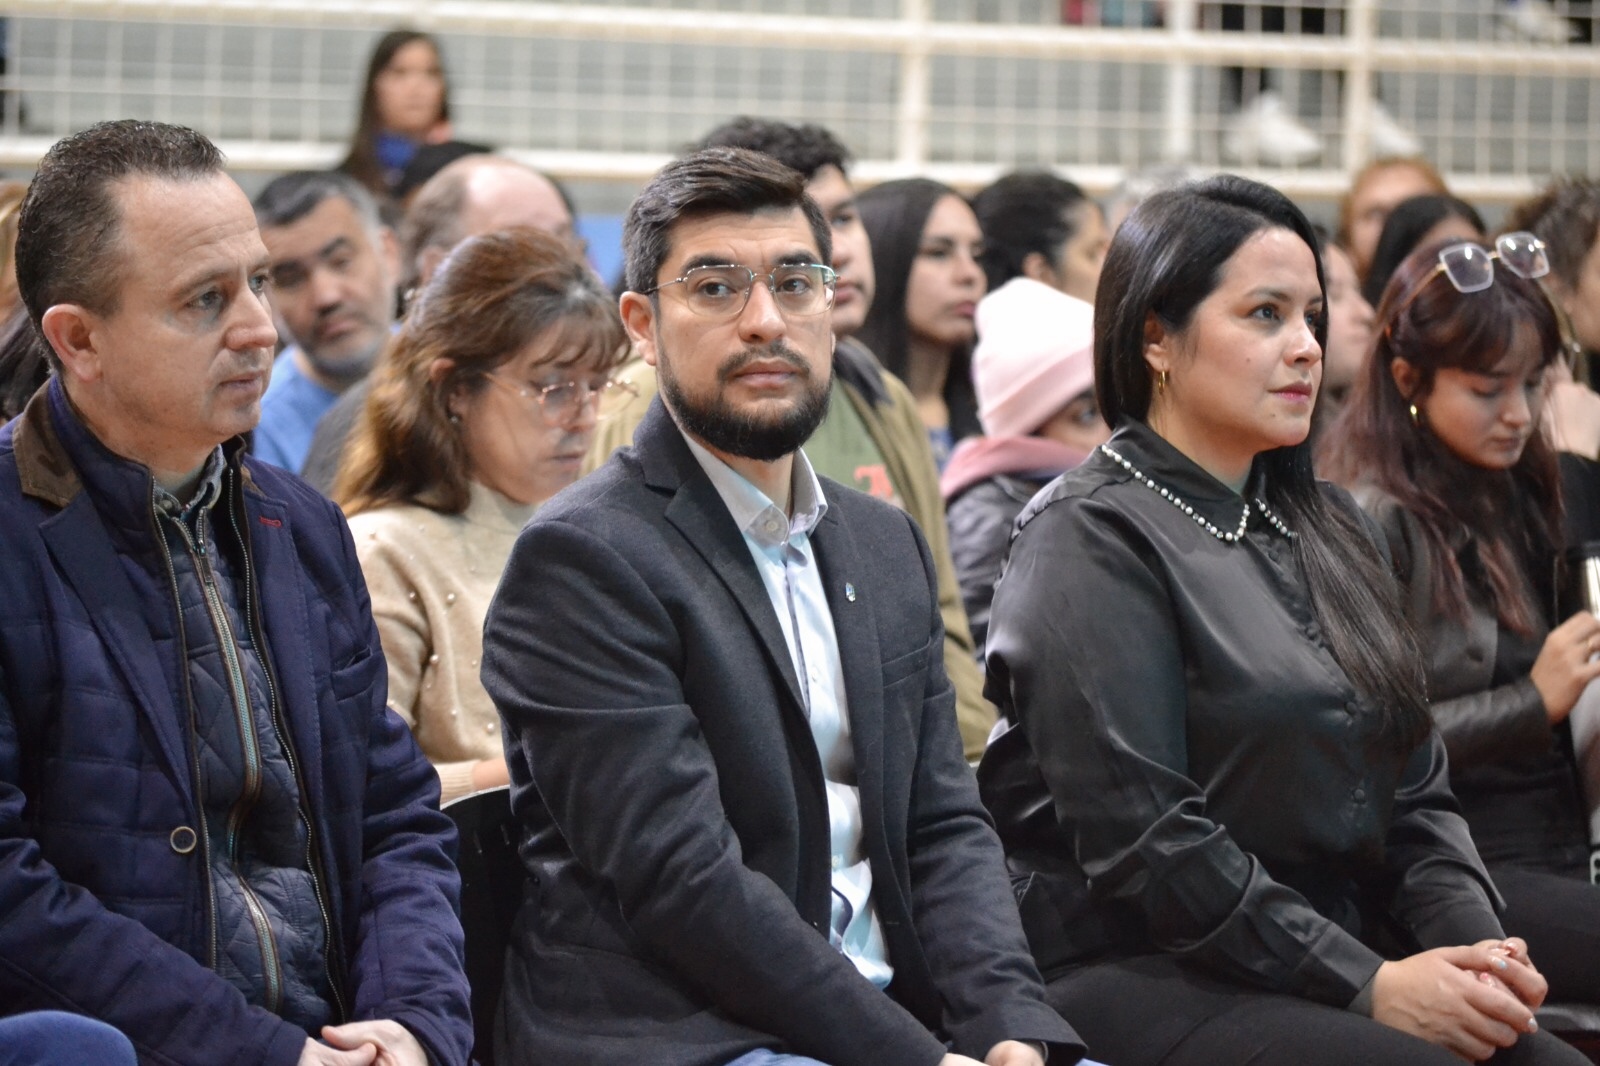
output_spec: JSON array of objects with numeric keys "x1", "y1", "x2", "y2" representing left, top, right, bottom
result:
[{"x1": 252, "y1": 170, "x2": 400, "y2": 475}]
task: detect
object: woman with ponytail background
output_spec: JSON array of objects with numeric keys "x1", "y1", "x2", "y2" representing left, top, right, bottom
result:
[{"x1": 978, "y1": 176, "x2": 1579, "y2": 1065}]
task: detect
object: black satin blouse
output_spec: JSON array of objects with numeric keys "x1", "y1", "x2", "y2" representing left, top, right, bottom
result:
[{"x1": 979, "y1": 419, "x2": 1504, "y2": 1009}]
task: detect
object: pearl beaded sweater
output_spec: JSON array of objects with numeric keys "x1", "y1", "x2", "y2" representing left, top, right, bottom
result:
[{"x1": 347, "y1": 482, "x2": 537, "y2": 803}]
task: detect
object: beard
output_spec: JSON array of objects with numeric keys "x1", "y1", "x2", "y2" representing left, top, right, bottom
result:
[{"x1": 657, "y1": 340, "x2": 832, "y2": 463}]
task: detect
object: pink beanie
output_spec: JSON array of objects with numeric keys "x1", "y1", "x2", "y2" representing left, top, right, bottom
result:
[{"x1": 972, "y1": 277, "x2": 1096, "y2": 439}]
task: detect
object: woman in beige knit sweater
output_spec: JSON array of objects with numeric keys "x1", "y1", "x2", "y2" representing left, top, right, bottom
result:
[{"x1": 335, "y1": 227, "x2": 630, "y2": 802}]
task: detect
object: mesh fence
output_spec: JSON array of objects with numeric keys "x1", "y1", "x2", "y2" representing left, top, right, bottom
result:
[{"x1": 3, "y1": 2, "x2": 1598, "y2": 207}]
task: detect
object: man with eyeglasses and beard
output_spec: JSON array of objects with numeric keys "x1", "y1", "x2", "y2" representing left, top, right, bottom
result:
[
  {"x1": 587, "y1": 117, "x2": 999, "y2": 762},
  {"x1": 480, "y1": 148, "x2": 1088, "y2": 1066}
]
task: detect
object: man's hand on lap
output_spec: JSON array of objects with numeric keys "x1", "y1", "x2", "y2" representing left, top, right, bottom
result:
[
  {"x1": 298, "y1": 1038, "x2": 376, "y2": 1066},
  {"x1": 320, "y1": 1020, "x2": 430, "y2": 1066},
  {"x1": 985, "y1": 1040, "x2": 1047, "y2": 1066}
]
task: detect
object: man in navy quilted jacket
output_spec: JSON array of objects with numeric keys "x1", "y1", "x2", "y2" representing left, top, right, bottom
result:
[{"x1": 0, "y1": 119, "x2": 472, "y2": 1066}]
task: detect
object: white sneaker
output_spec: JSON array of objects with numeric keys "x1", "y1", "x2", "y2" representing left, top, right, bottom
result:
[
  {"x1": 1370, "y1": 101, "x2": 1422, "y2": 158},
  {"x1": 1223, "y1": 92, "x2": 1323, "y2": 166},
  {"x1": 1497, "y1": 0, "x2": 1579, "y2": 43}
]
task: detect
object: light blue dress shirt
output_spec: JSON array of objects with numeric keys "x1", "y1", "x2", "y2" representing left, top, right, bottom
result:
[
  {"x1": 682, "y1": 432, "x2": 894, "y2": 989},
  {"x1": 253, "y1": 346, "x2": 339, "y2": 474}
]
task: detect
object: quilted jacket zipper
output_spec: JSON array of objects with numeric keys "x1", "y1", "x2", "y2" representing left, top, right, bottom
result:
[
  {"x1": 149, "y1": 488, "x2": 221, "y2": 975},
  {"x1": 168, "y1": 503, "x2": 284, "y2": 1015},
  {"x1": 227, "y1": 471, "x2": 347, "y2": 1022}
]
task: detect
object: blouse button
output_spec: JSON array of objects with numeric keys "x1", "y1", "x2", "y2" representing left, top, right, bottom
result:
[
  {"x1": 1345, "y1": 700, "x2": 1360, "y2": 716},
  {"x1": 1352, "y1": 787, "x2": 1368, "y2": 803},
  {"x1": 169, "y1": 826, "x2": 198, "y2": 855}
]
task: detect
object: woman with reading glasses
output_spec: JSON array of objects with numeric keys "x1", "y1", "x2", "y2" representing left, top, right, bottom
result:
[
  {"x1": 979, "y1": 178, "x2": 1581, "y2": 1065},
  {"x1": 1325, "y1": 231, "x2": 1600, "y2": 1007},
  {"x1": 335, "y1": 227, "x2": 630, "y2": 801}
]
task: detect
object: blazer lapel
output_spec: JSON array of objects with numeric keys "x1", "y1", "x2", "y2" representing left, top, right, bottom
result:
[
  {"x1": 638, "y1": 399, "x2": 810, "y2": 721},
  {"x1": 40, "y1": 499, "x2": 192, "y2": 788},
  {"x1": 664, "y1": 471, "x2": 809, "y2": 720},
  {"x1": 810, "y1": 508, "x2": 889, "y2": 861}
]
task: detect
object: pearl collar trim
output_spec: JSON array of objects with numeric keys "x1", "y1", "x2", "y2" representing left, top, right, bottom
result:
[{"x1": 1100, "y1": 443, "x2": 1293, "y2": 542}]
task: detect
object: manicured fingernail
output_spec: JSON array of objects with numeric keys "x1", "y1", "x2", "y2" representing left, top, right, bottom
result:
[
  {"x1": 1491, "y1": 956, "x2": 1508, "y2": 970},
  {"x1": 1528, "y1": 1018, "x2": 1539, "y2": 1033}
]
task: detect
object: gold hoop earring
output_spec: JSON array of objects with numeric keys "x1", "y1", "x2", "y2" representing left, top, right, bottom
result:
[
  {"x1": 1156, "y1": 369, "x2": 1169, "y2": 395},
  {"x1": 1408, "y1": 403, "x2": 1419, "y2": 426}
]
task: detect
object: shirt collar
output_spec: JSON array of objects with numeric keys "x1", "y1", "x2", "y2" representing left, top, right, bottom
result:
[
  {"x1": 152, "y1": 446, "x2": 227, "y2": 525},
  {"x1": 1103, "y1": 418, "x2": 1283, "y2": 536},
  {"x1": 680, "y1": 429, "x2": 828, "y2": 549}
]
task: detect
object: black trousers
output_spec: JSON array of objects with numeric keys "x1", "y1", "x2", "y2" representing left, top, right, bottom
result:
[
  {"x1": 1495, "y1": 863, "x2": 1600, "y2": 1005},
  {"x1": 1047, "y1": 954, "x2": 1589, "y2": 1066}
]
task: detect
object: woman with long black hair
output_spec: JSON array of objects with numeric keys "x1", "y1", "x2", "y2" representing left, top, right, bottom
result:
[
  {"x1": 979, "y1": 176, "x2": 1580, "y2": 1065},
  {"x1": 1324, "y1": 233, "x2": 1600, "y2": 1009},
  {"x1": 340, "y1": 29, "x2": 454, "y2": 201},
  {"x1": 856, "y1": 178, "x2": 985, "y2": 469}
]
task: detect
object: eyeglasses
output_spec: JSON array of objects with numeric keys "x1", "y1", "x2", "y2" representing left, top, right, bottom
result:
[
  {"x1": 1433, "y1": 231, "x2": 1549, "y2": 292},
  {"x1": 484, "y1": 372, "x2": 638, "y2": 423},
  {"x1": 646, "y1": 263, "x2": 837, "y2": 318},
  {"x1": 1391, "y1": 232, "x2": 1551, "y2": 325}
]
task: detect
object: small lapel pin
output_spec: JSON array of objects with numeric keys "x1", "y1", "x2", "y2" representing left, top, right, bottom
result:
[{"x1": 845, "y1": 582, "x2": 857, "y2": 602}]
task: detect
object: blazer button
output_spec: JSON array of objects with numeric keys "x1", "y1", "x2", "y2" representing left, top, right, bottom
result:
[
  {"x1": 1352, "y1": 787, "x2": 1367, "y2": 804},
  {"x1": 169, "y1": 826, "x2": 198, "y2": 855}
]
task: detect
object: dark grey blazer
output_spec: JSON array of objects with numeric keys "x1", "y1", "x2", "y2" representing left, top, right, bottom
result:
[{"x1": 482, "y1": 399, "x2": 1082, "y2": 1066}]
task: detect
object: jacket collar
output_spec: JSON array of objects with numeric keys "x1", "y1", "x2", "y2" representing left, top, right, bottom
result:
[
  {"x1": 832, "y1": 335, "x2": 888, "y2": 409},
  {"x1": 14, "y1": 379, "x2": 82, "y2": 509},
  {"x1": 1102, "y1": 417, "x2": 1275, "y2": 534},
  {"x1": 633, "y1": 394, "x2": 709, "y2": 496},
  {"x1": 18, "y1": 376, "x2": 258, "y2": 525},
  {"x1": 939, "y1": 434, "x2": 1088, "y2": 501}
]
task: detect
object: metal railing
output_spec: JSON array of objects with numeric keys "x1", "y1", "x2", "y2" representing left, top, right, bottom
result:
[{"x1": 2, "y1": 0, "x2": 1597, "y2": 206}]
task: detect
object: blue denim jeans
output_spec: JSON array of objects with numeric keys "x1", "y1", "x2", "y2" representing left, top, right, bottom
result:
[
  {"x1": 0, "y1": 1012, "x2": 137, "y2": 1066},
  {"x1": 725, "y1": 1051, "x2": 831, "y2": 1066}
]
